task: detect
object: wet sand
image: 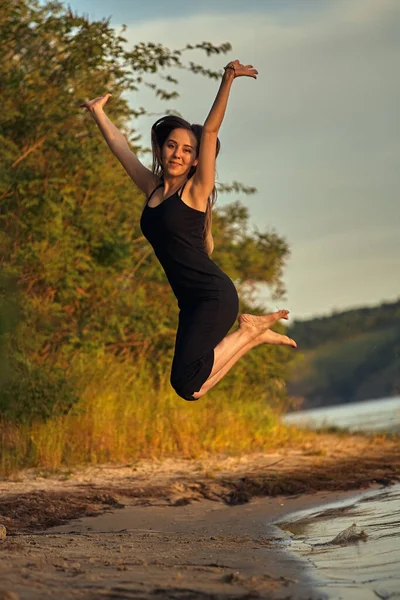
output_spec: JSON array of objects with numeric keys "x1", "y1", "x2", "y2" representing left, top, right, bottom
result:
[
  {"x1": 0, "y1": 433, "x2": 398, "y2": 599},
  {"x1": 0, "y1": 491, "x2": 363, "y2": 600}
]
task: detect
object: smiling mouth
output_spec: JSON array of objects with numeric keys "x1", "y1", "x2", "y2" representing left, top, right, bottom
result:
[{"x1": 169, "y1": 161, "x2": 181, "y2": 166}]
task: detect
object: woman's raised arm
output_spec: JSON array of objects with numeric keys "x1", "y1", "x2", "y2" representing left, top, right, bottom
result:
[
  {"x1": 81, "y1": 94, "x2": 159, "y2": 196},
  {"x1": 189, "y1": 61, "x2": 258, "y2": 210}
]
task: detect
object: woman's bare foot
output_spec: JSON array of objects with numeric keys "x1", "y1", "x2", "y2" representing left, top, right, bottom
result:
[
  {"x1": 255, "y1": 328, "x2": 297, "y2": 348},
  {"x1": 238, "y1": 310, "x2": 289, "y2": 337}
]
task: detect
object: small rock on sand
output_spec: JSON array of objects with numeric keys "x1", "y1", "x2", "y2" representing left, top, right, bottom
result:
[{"x1": 330, "y1": 523, "x2": 368, "y2": 544}]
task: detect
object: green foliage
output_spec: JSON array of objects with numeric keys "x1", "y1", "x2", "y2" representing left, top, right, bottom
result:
[
  {"x1": 287, "y1": 300, "x2": 400, "y2": 407},
  {"x1": 0, "y1": 362, "x2": 79, "y2": 424},
  {"x1": 288, "y1": 300, "x2": 400, "y2": 350},
  {"x1": 0, "y1": 272, "x2": 22, "y2": 387},
  {"x1": 1, "y1": 0, "x2": 293, "y2": 427}
]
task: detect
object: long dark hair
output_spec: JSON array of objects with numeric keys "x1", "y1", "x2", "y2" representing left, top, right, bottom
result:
[{"x1": 149, "y1": 115, "x2": 220, "y2": 254}]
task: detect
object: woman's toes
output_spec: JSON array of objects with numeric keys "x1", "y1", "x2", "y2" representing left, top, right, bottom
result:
[{"x1": 282, "y1": 334, "x2": 296, "y2": 347}]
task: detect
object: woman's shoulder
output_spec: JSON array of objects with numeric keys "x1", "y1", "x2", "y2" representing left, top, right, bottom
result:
[
  {"x1": 146, "y1": 175, "x2": 163, "y2": 198},
  {"x1": 183, "y1": 177, "x2": 210, "y2": 213}
]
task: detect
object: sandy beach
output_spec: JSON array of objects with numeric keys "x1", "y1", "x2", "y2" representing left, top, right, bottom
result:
[{"x1": 0, "y1": 433, "x2": 398, "y2": 599}]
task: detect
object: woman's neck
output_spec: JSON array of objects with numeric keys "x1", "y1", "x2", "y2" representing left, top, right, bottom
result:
[{"x1": 162, "y1": 174, "x2": 187, "y2": 195}]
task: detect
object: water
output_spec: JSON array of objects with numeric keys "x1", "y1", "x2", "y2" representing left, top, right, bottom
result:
[
  {"x1": 276, "y1": 485, "x2": 400, "y2": 599},
  {"x1": 283, "y1": 395, "x2": 400, "y2": 433},
  {"x1": 277, "y1": 396, "x2": 400, "y2": 599}
]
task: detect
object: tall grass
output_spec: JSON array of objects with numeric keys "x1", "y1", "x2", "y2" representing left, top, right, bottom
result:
[{"x1": 0, "y1": 352, "x2": 289, "y2": 477}]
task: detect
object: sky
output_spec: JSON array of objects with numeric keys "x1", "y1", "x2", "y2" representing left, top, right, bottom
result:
[{"x1": 64, "y1": 0, "x2": 400, "y2": 320}]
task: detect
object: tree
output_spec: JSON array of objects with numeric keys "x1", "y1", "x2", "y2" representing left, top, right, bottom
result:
[{"x1": 0, "y1": 0, "x2": 292, "y2": 422}]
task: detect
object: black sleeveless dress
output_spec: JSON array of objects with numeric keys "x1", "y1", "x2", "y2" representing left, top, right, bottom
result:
[{"x1": 139, "y1": 181, "x2": 239, "y2": 401}]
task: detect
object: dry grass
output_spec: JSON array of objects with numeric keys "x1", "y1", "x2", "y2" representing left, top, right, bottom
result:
[{"x1": 0, "y1": 352, "x2": 305, "y2": 477}]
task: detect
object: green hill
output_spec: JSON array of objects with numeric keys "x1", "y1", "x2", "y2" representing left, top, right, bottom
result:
[{"x1": 286, "y1": 299, "x2": 400, "y2": 408}]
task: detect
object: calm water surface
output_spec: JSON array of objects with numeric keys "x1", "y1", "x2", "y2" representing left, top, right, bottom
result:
[
  {"x1": 277, "y1": 396, "x2": 400, "y2": 599},
  {"x1": 283, "y1": 395, "x2": 400, "y2": 433}
]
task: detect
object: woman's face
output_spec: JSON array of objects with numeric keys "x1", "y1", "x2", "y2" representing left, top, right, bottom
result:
[{"x1": 161, "y1": 128, "x2": 198, "y2": 177}]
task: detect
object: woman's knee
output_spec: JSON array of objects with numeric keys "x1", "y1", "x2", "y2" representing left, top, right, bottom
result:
[
  {"x1": 170, "y1": 371, "x2": 198, "y2": 402},
  {"x1": 171, "y1": 383, "x2": 198, "y2": 401}
]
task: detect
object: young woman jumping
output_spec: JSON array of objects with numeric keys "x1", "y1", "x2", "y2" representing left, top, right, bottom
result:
[{"x1": 81, "y1": 59, "x2": 296, "y2": 401}]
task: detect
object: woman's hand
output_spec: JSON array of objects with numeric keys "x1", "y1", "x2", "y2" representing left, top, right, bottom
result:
[
  {"x1": 225, "y1": 60, "x2": 258, "y2": 79},
  {"x1": 80, "y1": 93, "x2": 112, "y2": 112}
]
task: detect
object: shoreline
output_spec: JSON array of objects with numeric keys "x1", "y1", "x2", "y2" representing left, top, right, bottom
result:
[
  {"x1": 1, "y1": 432, "x2": 398, "y2": 535},
  {"x1": 0, "y1": 433, "x2": 399, "y2": 599},
  {"x1": 1, "y1": 489, "x2": 364, "y2": 600}
]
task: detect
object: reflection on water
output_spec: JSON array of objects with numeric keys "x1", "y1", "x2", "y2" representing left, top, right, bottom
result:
[
  {"x1": 283, "y1": 395, "x2": 400, "y2": 433},
  {"x1": 276, "y1": 484, "x2": 400, "y2": 599}
]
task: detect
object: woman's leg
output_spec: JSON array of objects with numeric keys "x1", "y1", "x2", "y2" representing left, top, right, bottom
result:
[{"x1": 192, "y1": 311, "x2": 296, "y2": 399}]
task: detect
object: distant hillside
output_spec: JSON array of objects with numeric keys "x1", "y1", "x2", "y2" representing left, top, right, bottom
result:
[{"x1": 286, "y1": 299, "x2": 400, "y2": 409}]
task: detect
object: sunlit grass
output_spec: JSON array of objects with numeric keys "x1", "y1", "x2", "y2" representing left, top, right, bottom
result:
[{"x1": 0, "y1": 352, "x2": 299, "y2": 477}]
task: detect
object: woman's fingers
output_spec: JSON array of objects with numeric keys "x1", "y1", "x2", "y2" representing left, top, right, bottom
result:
[
  {"x1": 236, "y1": 67, "x2": 258, "y2": 79},
  {"x1": 227, "y1": 60, "x2": 258, "y2": 79},
  {"x1": 80, "y1": 93, "x2": 112, "y2": 110}
]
